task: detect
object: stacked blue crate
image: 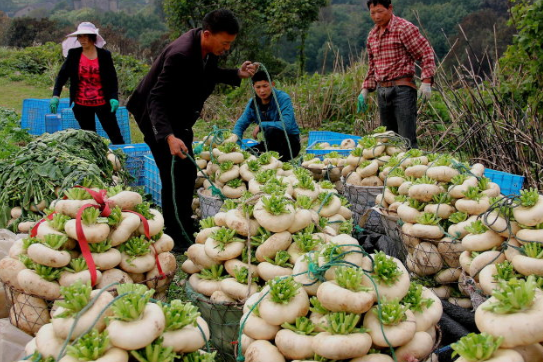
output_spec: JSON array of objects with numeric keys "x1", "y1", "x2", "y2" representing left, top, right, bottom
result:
[
  {"x1": 144, "y1": 155, "x2": 162, "y2": 206},
  {"x1": 109, "y1": 143, "x2": 151, "y2": 187},
  {"x1": 484, "y1": 169, "x2": 524, "y2": 195},
  {"x1": 21, "y1": 98, "x2": 71, "y2": 135}
]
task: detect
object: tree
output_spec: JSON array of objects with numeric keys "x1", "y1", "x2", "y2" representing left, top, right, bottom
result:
[{"x1": 265, "y1": 0, "x2": 328, "y2": 74}]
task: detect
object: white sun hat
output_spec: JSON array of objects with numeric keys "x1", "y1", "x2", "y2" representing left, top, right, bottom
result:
[{"x1": 62, "y1": 22, "x2": 106, "y2": 57}]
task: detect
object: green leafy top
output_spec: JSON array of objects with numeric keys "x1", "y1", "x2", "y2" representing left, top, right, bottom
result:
[
  {"x1": 432, "y1": 192, "x2": 452, "y2": 204},
  {"x1": 55, "y1": 280, "x2": 92, "y2": 318},
  {"x1": 451, "y1": 174, "x2": 469, "y2": 185},
  {"x1": 449, "y1": 211, "x2": 469, "y2": 224},
  {"x1": 261, "y1": 178, "x2": 289, "y2": 195},
  {"x1": 199, "y1": 217, "x2": 216, "y2": 229},
  {"x1": 258, "y1": 152, "x2": 274, "y2": 165},
  {"x1": 161, "y1": 300, "x2": 200, "y2": 331},
  {"x1": 218, "y1": 142, "x2": 240, "y2": 153},
  {"x1": 335, "y1": 266, "x2": 372, "y2": 292},
  {"x1": 41, "y1": 232, "x2": 68, "y2": 250},
  {"x1": 268, "y1": 276, "x2": 300, "y2": 304},
  {"x1": 48, "y1": 213, "x2": 71, "y2": 231},
  {"x1": 407, "y1": 198, "x2": 427, "y2": 211},
  {"x1": 295, "y1": 195, "x2": 314, "y2": 209},
  {"x1": 413, "y1": 175, "x2": 437, "y2": 185},
  {"x1": 233, "y1": 266, "x2": 259, "y2": 284},
  {"x1": 134, "y1": 202, "x2": 155, "y2": 220},
  {"x1": 324, "y1": 312, "x2": 367, "y2": 334},
  {"x1": 182, "y1": 351, "x2": 217, "y2": 362},
  {"x1": 226, "y1": 178, "x2": 244, "y2": 188},
  {"x1": 494, "y1": 261, "x2": 520, "y2": 282},
  {"x1": 81, "y1": 207, "x2": 101, "y2": 226},
  {"x1": 130, "y1": 337, "x2": 177, "y2": 362},
  {"x1": 198, "y1": 264, "x2": 227, "y2": 281},
  {"x1": 375, "y1": 298, "x2": 410, "y2": 326},
  {"x1": 405, "y1": 149, "x2": 424, "y2": 158},
  {"x1": 107, "y1": 206, "x2": 123, "y2": 227},
  {"x1": 372, "y1": 251, "x2": 402, "y2": 286},
  {"x1": 351, "y1": 147, "x2": 363, "y2": 157},
  {"x1": 210, "y1": 227, "x2": 243, "y2": 250},
  {"x1": 118, "y1": 235, "x2": 151, "y2": 257},
  {"x1": 401, "y1": 282, "x2": 434, "y2": 313},
  {"x1": 464, "y1": 186, "x2": 483, "y2": 201},
  {"x1": 326, "y1": 151, "x2": 341, "y2": 159},
  {"x1": 64, "y1": 187, "x2": 91, "y2": 200},
  {"x1": 483, "y1": 276, "x2": 537, "y2": 314},
  {"x1": 388, "y1": 167, "x2": 405, "y2": 178},
  {"x1": 221, "y1": 199, "x2": 238, "y2": 211},
  {"x1": 34, "y1": 264, "x2": 62, "y2": 281},
  {"x1": 67, "y1": 329, "x2": 110, "y2": 361},
  {"x1": 416, "y1": 212, "x2": 442, "y2": 226},
  {"x1": 246, "y1": 159, "x2": 261, "y2": 172},
  {"x1": 254, "y1": 169, "x2": 277, "y2": 184},
  {"x1": 295, "y1": 172, "x2": 315, "y2": 191},
  {"x1": 465, "y1": 220, "x2": 488, "y2": 234},
  {"x1": 63, "y1": 258, "x2": 88, "y2": 273},
  {"x1": 22, "y1": 236, "x2": 40, "y2": 250},
  {"x1": 261, "y1": 194, "x2": 292, "y2": 215},
  {"x1": 451, "y1": 333, "x2": 503, "y2": 362},
  {"x1": 281, "y1": 316, "x2": 316, "y2": 335},
  {"x1": 264, "y1": 251, "x2": 293, "y2": 268},
  {"x1": 219, "y1": 160, "x2": 234, "y2": 172},
  {"x1": 519, "y1": 188, "x2": 540, "y2": 207},
  {"x1": 107, "y1": 185, "x2": 123, "y2": 197},
  {"x1": 478, "y1": 177, "x2": 491, "y2": 190},
  {"x1": 319, "y1": 180, "x2": 335, "y2": 190},
  {"x1": 310, "y1": 296, "x2": 329, "y2": 314},
  {"x1": 88, "y1": 239, "x2": 113, "y2": 253},
  {"x1": 358, "y1": 136, "x2": 378, "y2": 149},
  {"x1": 111, "y1": 284, "x2": 154, "y2": 322},
  {"x1": 522, "y1": 242, "x2": 543, "y2": 259}
]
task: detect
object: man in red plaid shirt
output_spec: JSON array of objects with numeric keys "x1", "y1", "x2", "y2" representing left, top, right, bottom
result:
[{"x1": 359, "y1": 0, "x2": 435, "y2": 148}]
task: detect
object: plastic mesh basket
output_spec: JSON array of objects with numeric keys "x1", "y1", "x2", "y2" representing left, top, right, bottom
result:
[
  {"x1": 21, "y1": 98, "x2": 71, "y2": 135},
  {"x1": 144, "y1": 155, "x2": 162, "y2": 206},
  {"x1": 60, "y1": 107, "x2": 131, "y2": 144},
  {"x1": 484, "y1": 168, "x2": 524, "y2": 195},
  {"x1": 307, "y1": 131, "x2": 361, "y2": 145},
  {"x1": 373, "y1": 207, "x2": 406, "y2": 262},
  {"x1": 197, "y1": 188, "x2": 224, "y2": 219},
  {"x1": 342, "y1": 183, "x2": 384, "y2": 234},
  {"x1": 109, "y1": 143, "x2": 151, "y2": 187},
  {"x1": 185, "y1": 281, "x2": 243, "y2": 362}
]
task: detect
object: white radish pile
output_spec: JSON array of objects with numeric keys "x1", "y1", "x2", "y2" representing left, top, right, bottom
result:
[
  {"x1": 301, "y1": 151, "x2": 346, "y2": 190},
  {"x1": 0, "y1": 185, "x2": 176, "y2": 335},
  {"x1": 16, "y1": 282, "x2": 215, "y2": 362},
  {"x1": 240, "y1": 249, "x2": 442, "y2": 362},
  {"x1": 374, "y1": 152, "x2": 505, "y2": 306},
  {"x1": 183, "y1": 168, "x2": 354, "y2": 303}
]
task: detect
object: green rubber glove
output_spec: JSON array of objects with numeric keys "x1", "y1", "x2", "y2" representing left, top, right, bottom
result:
[
  {"x1": 357, "y1": 89, "x2": 369, "y2": 113},
  {"x1": 110, "y1": 99, "x2": 119, "y2": 113},
  {"x1": 50, "y1": 97, "x2": 59, "y2": 114}
]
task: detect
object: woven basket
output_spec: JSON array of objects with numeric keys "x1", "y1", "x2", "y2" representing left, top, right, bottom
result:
[
  {"x1": 3, "y1": 270, "x2": 175, "y2": 336},
  {"x1": 185, "y1": 281, "x2": 243, "y2": 362},
  {"x1": 342, "y1": 183, "x2": 384, "y2": 234},
  {"x1": 197, "y1": 188, "x2": 224, "y2": 219}
]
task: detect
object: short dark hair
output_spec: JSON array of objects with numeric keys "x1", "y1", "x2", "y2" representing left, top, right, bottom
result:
[
  {"x1": 202, "y1": 9, "x2": 240, "y2": 35},
  {"x1": 252, "y1": 70, "x2": 271, "y2": 84},
  {"x1": 366, "y1": 0, "x2": 391, "y2": 10},
  {"x1": 88, "y1": 34, "x2": 97, "y2": 43}
]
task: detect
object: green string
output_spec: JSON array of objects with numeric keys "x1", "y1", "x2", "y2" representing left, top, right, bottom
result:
[{"x1": 236, "y1": 244, "x2": 400, "y2": 362}]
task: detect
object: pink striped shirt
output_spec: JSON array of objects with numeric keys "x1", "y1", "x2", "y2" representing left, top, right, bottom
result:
[{"x1": 363, "y1": 15, "x2": 435, "y2": 90}]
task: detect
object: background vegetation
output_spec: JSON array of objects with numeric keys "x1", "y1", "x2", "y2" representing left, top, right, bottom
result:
[{"x1": 0, "y1": 0, "x2": 541, "y2": 188}]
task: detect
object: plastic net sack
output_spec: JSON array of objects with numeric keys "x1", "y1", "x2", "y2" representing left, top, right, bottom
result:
[
  {"x1": 373, "y1": 207, "x2": 407, "y2": 262},
  {"x1": 342, "y1": 183, "x2": 384, "y2": 234},
  {"x1": 198, "y1": 188, "x2": 224, "y2": 219},
  {"x1": 185, "y1": 281, "x2": 243, "y2": 362}
]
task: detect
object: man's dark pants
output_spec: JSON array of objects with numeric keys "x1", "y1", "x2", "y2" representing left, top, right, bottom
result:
[
  {"x1": 377, "y1": 85, "x2": 418, "y2": 148},
  {"x1": 251, "y1": 127, "x2": 301, "y2": 161},
  {"x1": 73, "y1": 103, "x2": 125, "y2": 144},
  {"x1": 145, "y1": 129, "x2": 196, "y2": 252}
]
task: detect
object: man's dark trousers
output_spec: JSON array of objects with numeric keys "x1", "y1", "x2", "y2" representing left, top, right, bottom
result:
[
  {"x1": 377, "y1": 85, "x2": 418, "y2": 148},
  {"x1": 145, "y1": 130, "x2": 196, "y2": 251}
]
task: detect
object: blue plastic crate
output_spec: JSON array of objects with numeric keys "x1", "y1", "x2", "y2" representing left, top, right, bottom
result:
[
  {"x1": 484, "y1": 169, "x2": 524, "y2": 196},
  {"x1": 60, "y1": 107, "x2": 131, "y2": 144},
  {"x1": 45, "y1": 114, "x2": 62, "y2": 133},
  {"x1": 306, "y1": 139, "x2": 357, "y2": 159},
  {"x1": 144, "y1": 155, "x2": 162, "y2": 206},
  {"x1": 307, "y1": 131, "x2": 361, "y2": 146},
  {"x1": 21, "y1": 98, "x2": 71, "y2": 135},
  {"x1": 109, "y1": 143, "x2": 151, "y2": 187},
  {"x1": 242, "y1": 138, "x2": 258, "y2": 149}
]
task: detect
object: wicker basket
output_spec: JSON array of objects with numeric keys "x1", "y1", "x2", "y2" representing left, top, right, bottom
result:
[
  {"x1": 342, "y1": 183, "x2": 385, "y2": 234},
  {"x1": 3, "y1": 270, "x2": 175, "y2": 336},
  {"x1": 197, "y1": 188, "x2": 224, "y2": 219},
  {"x1": 185, "y1": 281, "x2": 243, "y2": 362}
]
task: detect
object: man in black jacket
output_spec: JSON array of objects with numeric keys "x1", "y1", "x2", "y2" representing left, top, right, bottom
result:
[{"x1": 127, "y1": 9, "x2": 257, "y2": 251}]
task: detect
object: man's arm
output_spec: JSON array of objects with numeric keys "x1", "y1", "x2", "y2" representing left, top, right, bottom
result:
[
  {"x1": 400, "y1": 24, "x2": 436, "y2": 83},
  {"x1": 362, "y1": 35, "x2": 377, "y2": 91},
  {"x1": 213, "y1": 61, "x2": 257, "y2": 86},
  {"x1": 232, "y1": 101, "x2": 255, "y2": 141}
]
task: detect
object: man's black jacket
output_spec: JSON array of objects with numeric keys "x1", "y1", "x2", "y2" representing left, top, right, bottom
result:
[
  {"x1": 53, "y1": 47, "x2": 118, "y2": 105},
  {"x1": 127, "y1": 28, "x2": 240, "y2": 143}
]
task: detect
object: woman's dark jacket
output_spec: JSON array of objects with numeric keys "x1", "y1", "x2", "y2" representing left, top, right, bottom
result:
[{"x1": 53, "y1": 47, "x2": 119, "y2": 105}]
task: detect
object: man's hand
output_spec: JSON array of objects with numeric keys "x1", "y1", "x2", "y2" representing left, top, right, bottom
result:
[
  {"x1": 50, "y1": 96, "x2": 59, "y2": 114},
  {"x1": 418, "y1": 82, "x2": 432, "y2": 101},
  {"x1": 166, "y1": 134, "x2": 188, "y2": 159},
  {"x1": 238, "y1": 61, "x2": 259, "y2": 79},
  {"x1": 252, "y1": 125, "x2": 260, "y2": 139},
  {"x1": 357, "y1": 89, "x2": 369, "y2": 113}
]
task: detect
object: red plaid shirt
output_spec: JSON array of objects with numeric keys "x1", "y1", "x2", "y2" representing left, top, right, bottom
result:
[{"x1": 363, "y1": 15, "x2": 435, "y2": 90}]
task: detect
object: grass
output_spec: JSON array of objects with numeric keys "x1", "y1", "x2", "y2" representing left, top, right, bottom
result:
[{"x1": 0, "y1": 78, "x2": 51, "y2": 111}]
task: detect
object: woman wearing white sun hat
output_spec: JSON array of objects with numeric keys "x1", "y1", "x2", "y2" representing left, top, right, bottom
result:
[{"x1": 50, "y1": 22, "x2": 125, "y2": 144}]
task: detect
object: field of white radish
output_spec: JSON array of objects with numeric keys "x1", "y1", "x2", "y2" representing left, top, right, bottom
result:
[{"x1": 3, "y1": 128, "x2": 543, "y2": 362}]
